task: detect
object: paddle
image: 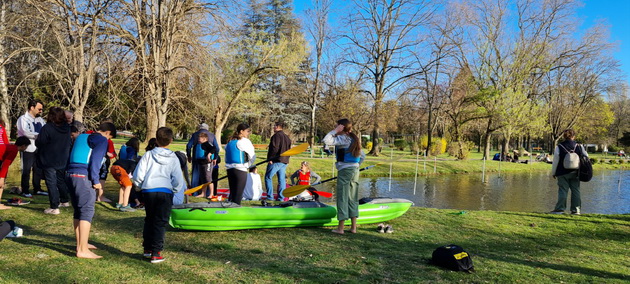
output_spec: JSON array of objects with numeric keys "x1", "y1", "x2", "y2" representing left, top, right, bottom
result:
[
  {"x1": 282, "y1": 157, "x2": 403, "y2": 198},
  {"x1": 184, "y1": 143, "x2": 310, "y2": 195}
]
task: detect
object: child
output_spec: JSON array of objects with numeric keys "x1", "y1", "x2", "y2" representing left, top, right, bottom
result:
[
  {"x1": 243, "y1": 166, "x2": 262, "y2": 201},
  {"x1": 133, "y1": 127, "x2": 186, "y2": 263},
  {"x1": 67, "y1": 122, "x2": 115, "y2": 258},
  {"x1": 111, "y1": 158, "x2": 138, "y2": 212},
  {"x1": 119, "y1": 137, "x2": 140, "y2": 161},
  {"x1": 289, "y1": 161, "x2": 321, "y2": 200},
  {"x1": 195, "y1": 132, "x2": 217, "y2": 198},
  {"x1": 0, "y1": 137, "x2": 31, "y2": 209}
]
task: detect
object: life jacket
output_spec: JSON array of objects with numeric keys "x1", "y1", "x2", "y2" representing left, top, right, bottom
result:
[
  {"x1": 335, "y1": 139, "x2": 361, "y2": 163},
  {"x1": 118, "y1": 145, "x2": 128, "y2": 160},
  {"x1": 225, "y1": 139, "x2": 247, "y2": 164},
  {"x1": 194, "y1": 143, "x2": 206, "y2": 160},
  {"x1": 69, "y1": 134, "x2": 92, "y2": 165},
  {"x1": 298, "y1": 171, "x2": 311, "y2": 185}
]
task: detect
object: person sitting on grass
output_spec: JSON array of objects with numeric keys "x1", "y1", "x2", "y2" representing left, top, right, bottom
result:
[
  {"x1": 133, "y1": 127, "x2": 186, "y2": 263},
  {"x1": 0, "y1": 137, "x2": 31, "y2": 210},
  {"x1": 243, "y1": 166, "x2": 262, "y2": 201},
  {"x1": 289, "y1": 161, "x2": 321, "y2": 201},
  {"x1": 67, "y1": 122, "x2": 115, "y2": 259}
]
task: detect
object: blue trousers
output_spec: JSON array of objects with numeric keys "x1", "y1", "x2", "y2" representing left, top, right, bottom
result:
[{"x1": 264, "y1": 162, "x2": 287, "y2": 199}]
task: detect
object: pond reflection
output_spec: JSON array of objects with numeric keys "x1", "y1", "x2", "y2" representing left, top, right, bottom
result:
[{"x1": 316, "y1": 170, "x2": 630, "y2": 214}]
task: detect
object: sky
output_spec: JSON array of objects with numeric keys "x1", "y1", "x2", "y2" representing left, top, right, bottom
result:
[{"x1": 291, "y1": 0, "x2": 630, "y2": 87}]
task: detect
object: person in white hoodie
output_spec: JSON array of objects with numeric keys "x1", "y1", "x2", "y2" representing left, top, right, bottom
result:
[
  {"x1": 224, "y1": 123, "x2": 256, "y2": 205},
  {"x1": 16, "y1": 99, "x2": 46, "y2": 197},
  {"x1": 133, "y1": 127, "x2": 186, "y2": 264},
  {"x1": 243, "y1": 166, "x2": 263, "y2": 201}
]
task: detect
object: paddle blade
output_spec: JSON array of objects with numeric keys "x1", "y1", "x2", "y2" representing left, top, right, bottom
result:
[
  {"x1": 282, "y1": 184, "x2": 311, "y2": 198},
  {"x1": 313, "y1": 190, "x2": 333, "y2": 198},
  {"x1": 280, "y1": 143, "x2": 309, "y2": 157},
  {"x1": 184, "y1": 185, "x2": 203, "y2": 196}
]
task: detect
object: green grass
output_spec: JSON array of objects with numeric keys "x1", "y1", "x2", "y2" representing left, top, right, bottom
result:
[{"x1": 1, "y1": 190, "x2": 628, "y2": 283}]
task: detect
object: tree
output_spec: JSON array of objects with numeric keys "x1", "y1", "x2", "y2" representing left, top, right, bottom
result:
[
  {"x1": 343, "y1": 0, "x2": 435, "y2": 156},
  {"x1": 304, "y1": 0, "x2": 332, "y2": 156},
  {"x1": 606, "y1": 83, "x2": 630, "y2": 146}
]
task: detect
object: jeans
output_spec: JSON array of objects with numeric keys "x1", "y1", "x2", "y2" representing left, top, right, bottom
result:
[
  {"x1": 20, "y1": 151, "x2": 42, "y2": 194},
  {"x1": 43, "y1": 168, "x2": 69, "y2": 209},
  {"x1": 143, "y1": 192, "x2": 173, "y2": 253},
  {"x1": 554, "y1": 171, "x2": 581, "y2": 213},
  {"x1": 264, "y1": 162, "x2": 287, "y2": 199}
]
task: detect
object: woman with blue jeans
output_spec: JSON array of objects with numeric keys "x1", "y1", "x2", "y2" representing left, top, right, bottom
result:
[{"x1": 322, "y1": 119, "x2": 365, "y2": 234}]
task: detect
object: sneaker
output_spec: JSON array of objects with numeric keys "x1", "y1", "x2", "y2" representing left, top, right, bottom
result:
[
  {"x1": 377, "y1": 223, "x2": 385, "y2": 233},
  {"x1": 143, "y1": 250, "x2": 152, "y2": 259},
  {"x1": 59, "y1": 202, "x2": 71, "y2": 207},
  {"x1": 7, "y1": 198, "x2": 30, "y2": 206},
  {"x1": 36, "y1": 191, "x2": 48, "y2": 196},
  {"x1": 571, "y1": 211, "x2": 581, "y2": 215},
  {"x1": 43, "y1": 208, "x2": 60, "y2": 215},
  {"x1": 384, "y1": 225, "x2": 394, "y2": 233},
  {"x1": 21, "y1": 193, "x2": 33, "y2": 198},
  {"x1": 549, "y1": 210, "x2": 564, "y2": 214},
  {"x1": 151, "y1": 252, "x2": 165, "y2": 263},
  {"x1": 119, "y1": 205, "x2": 136, "y2": 212},
  {"x1": 9, "y1": 187, "x2": 21, "y2": 195},
  {"x1": 134, "y1": 204, "x2": 145, "y2": 210},
  {"x1": 115, "y1": 203, "x2": 122, "y2": 209},
  {"x1": 5, "y1": 227, "x2": 23, "y2": 238}
]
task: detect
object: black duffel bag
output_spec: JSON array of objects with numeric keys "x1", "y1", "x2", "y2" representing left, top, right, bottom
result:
[{"x1": 432, "y1": 244, "x2": 474, "y2": 273}]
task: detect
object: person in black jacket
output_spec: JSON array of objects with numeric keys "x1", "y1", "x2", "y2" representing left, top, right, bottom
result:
[
  {"x1": 35, "y1": 107, "x2": 72, "y2": 215},
  {"x1": 550, "y1": 129, "x2": 588, "y2": 215},
  {"x1": 264, "y1": 121, "x2": 292, "y2": 201}
]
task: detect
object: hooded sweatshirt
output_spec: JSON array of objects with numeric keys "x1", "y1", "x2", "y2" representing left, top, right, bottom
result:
[
  {"x1": 35, "y1": 122, "x2": 71, "y2": 170},
  {"x1": 132, "y1": 147, "x2": 186, "y2": 194},
  {"x1": 17, "y1": 112, "x2": 45, "y2": 153}
]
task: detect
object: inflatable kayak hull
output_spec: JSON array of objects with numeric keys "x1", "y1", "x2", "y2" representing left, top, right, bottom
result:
[{"x1": 169, "y1": 198, "x2": 413, "y2": 231}]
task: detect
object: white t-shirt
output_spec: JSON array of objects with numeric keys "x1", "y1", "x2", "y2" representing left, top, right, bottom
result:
[{"x1": 243, "y1": 172, "x2": 262, "y2": 201}]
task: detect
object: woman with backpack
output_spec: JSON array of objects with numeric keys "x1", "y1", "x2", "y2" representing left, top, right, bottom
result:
[{"x1": 550, "y1": 129, "x2": 588, "y2": 215}]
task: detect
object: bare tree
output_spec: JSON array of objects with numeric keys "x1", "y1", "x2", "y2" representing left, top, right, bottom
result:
[
  {"x1": 304, "y1": 0, "x2": 332, "y2": 157},
  {"x1": 343, "y1": 0, "x2": 435, "y2": 155}
]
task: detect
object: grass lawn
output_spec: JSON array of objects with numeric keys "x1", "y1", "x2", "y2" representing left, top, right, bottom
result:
[{"x1": 0, "y1": 192, "x2": 628, "y2": 283}]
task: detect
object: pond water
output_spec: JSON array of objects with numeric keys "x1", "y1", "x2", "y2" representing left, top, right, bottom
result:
[{"x1": 316, "y1": 170, "x2": 630, "y2": 214}]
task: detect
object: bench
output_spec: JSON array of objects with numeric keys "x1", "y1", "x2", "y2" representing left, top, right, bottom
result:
[{"x1": 253, "y1": 144, "x2": 268, "y2": 150}]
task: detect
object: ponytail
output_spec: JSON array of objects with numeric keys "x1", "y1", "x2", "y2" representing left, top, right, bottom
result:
[{"x1": 337, "y1": 118, "x2": 361, "y2": 157}]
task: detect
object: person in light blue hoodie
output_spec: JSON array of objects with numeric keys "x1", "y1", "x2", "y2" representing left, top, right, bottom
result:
[{"x1": 133, "y1": 127, "x2": 186, "y2": 264}]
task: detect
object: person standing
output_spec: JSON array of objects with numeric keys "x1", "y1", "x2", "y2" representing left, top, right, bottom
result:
[
  {"x1": 0, "y1": 137, "x2": 31, "y2": 210},
  {"x1": 66, "y1": 122, "x2": 115, "y2": 259},
  {"x1": 550, "y1": 129, "x2": 588, "y2": 215},
  {"x1": 133, "y1": 127, "x2": 186, "y2": 263},
  {"x1": 322, "y1": 119, "x2": 365, "y2": 234},
  {"x1": 186, "y1": 123, "x2": 219, "y2": 188},
  {"x1": 36, "y1": 107, "x2": 72, "y2": 215},
  {"x1": 194, "y1": 132, "x2": 218, "y2": 198},
  {"x1": 225, "y1": 123, "x2": 256, "y2": 205},
  {"x1": 264, "y1": 122, "x2": 291, "y2": 201},
  {"x1": 16, "y1": 99, "x2": 46, "y2": 197}
]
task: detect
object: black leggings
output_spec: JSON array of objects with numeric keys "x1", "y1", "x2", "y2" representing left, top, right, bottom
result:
[{"x1": 227, "y1": 168, "x2": 247, "y2": 205}]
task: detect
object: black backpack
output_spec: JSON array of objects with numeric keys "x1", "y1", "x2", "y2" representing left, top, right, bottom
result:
[
  {"x1": 578, "y1": 155, "x2": 593, "y2": 182},
  {"x1": 432, "y1": 244, "x2": 474, "y2": 273}
]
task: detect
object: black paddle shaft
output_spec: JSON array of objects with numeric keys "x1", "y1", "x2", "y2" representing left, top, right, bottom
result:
[{"x1": 312, "y1": 165, "x2": 375, "y2": 186}]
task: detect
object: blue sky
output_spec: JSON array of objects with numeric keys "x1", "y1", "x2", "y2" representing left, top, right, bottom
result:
[{"x1": 292, "y1": 0, "x2": 630, "y2": 85}]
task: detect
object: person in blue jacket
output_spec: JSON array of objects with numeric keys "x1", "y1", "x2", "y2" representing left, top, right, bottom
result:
[
  {"x1": 186, "y1": 123, "x2": 219, "y2": 188},
  {"x1": 66, "y1": 122, "x2": 116, "y2": 259}
]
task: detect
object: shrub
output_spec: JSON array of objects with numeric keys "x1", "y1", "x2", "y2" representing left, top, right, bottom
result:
[
  {"x1": 419, "y1": 135, "x2": 428, "y2": 150},
  {"x1": 394, "y1": 139, "x2": 408, "y2": 151},
  {"x1": 608, "y1": 159, "x2": 616, "y2": 164},
  {"x1": 608, "y1": 145, "x2": 618, "y2": 153},
  {"x1": 249, "y1": 134, "x2": 263, "y2": 144},
  {"x1": 447, "y1": 140, "x2": 473, "y2": 160},
  {"x1": 430, "y1": 137, "x2": 447, "y2": 156},
  {"x1": 410, "y1": 142, "x2": 420, "y2": 155},
  {"x1": 590, "y1": 158, "x2": 598, "y2": 164},
  {"x1": 364, "y1": 141, "x2": 373, "y2": 152},
  {"x1": 619, "y1": 159, "x2": 625, "y2": 164}
]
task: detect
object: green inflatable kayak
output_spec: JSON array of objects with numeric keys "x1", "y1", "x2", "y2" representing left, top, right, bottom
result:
[{"x1": 169, "y1": 197, "x2": 413, "y2": 231}]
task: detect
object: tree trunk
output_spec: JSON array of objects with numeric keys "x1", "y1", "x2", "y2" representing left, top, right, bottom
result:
[
  {"x1": 309, "y1": 103, "x2": 316, "y2": 157},
  {"x1": 0, "y1": 0, "x2": 9, "y2": 137},
  {"x1": 369, "y1": 99, "x2": 382, "y2": 156},
  {"x1": 483, "y1": 131, "x2": 491, "y2": 160}
]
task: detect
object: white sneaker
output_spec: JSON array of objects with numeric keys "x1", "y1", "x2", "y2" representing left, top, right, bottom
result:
[
  {"x1": 59, "y1": 202, "x2": 71, "y2": 207},
  {"x1": 36, "y1": 191, "x2": 49, "y2": 196},
  {"x1": 6, "y1": 227, "x2": 23, "y2": 238},
  {"x1": 43, "y1": 208, "x2": 60, "y2": 215}
]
